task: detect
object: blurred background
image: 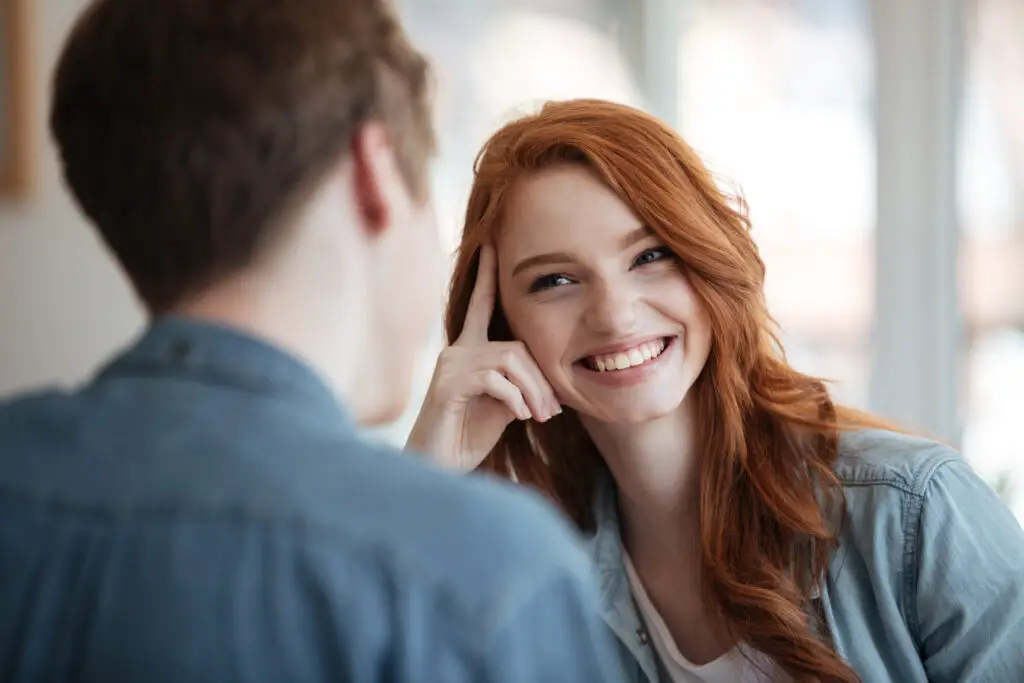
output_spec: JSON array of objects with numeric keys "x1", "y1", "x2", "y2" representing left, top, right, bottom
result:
[{"x1": 0, "y1": 0, "x2": 1021, "y2": 517}]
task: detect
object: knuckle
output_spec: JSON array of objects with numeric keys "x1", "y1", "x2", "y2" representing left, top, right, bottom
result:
[
  {"x1": 435, "y1": 347, "x2": 461, "y2": 372},
  {"x1": 499, "y1": 348, "x2": 519, "y2": 367},
  {"x1": 481, "y1": 369, "x2": 506, "y2": 392},
  {"x1": 497, "y1": 340, "x2": 527, "y2": 356}
]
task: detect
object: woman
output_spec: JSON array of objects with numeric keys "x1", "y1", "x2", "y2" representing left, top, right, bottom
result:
[{"x1": 406, "y1": 99, "x2": 1024, "y2": 682}]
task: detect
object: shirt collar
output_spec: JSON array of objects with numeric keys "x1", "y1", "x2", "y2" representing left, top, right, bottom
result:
[
  {"x1": 585, "y1": 469, "x2": 662, "y2": 680},
  {"x1": 586, "y1": 468, "x2": 628, "y2": 608},
  {"x1": 95, "y1": 315, "x2": 355, "y2": 431}
]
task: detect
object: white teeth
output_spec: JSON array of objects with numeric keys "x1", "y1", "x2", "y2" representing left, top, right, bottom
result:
[{"x1": 587, "y1": 338, "x2": 668, "y2": 373}]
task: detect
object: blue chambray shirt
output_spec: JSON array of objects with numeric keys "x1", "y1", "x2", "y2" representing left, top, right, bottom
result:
[
  {"x1": 0, "y1": 317, "x2": 625, "y2": 682},
  {"x1": 589, "y1": 429, "x2": 1024, "y2": 682}
]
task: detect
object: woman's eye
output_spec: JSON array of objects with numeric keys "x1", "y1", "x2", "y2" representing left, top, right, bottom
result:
[
  {"x1": 529, "y1": 273, "x2": 573, "y2": 292},
  {"x1": 633, "y1": 247, "x2": 673, "y2": 268}
]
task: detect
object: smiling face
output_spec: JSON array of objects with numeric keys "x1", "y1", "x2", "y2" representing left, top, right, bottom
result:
[{"x1": 496, "y1": 163, "x2": 713, "y2": 425}]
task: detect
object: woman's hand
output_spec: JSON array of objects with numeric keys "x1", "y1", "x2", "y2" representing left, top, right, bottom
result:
[{"x1": 406, "y1": 245, "x2": 561, "y2": 472}]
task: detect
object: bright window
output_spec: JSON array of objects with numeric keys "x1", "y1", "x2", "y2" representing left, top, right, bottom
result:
[
  {"x1": 959, "y1": 0, "x2": 1024, "y2": 518},
  {"x1": 677, "y1": 0, "x2": 874, "y2": 408}
]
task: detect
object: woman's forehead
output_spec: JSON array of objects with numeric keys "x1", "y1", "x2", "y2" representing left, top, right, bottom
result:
[{"x1": 497, "y1": 167, "x2": 643, "y2": 254}]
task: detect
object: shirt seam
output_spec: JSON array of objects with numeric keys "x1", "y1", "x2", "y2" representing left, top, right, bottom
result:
[
  {"x1": 899, "y1": 455, "x2": 961, "y2": 651},
  {"x1": 836, "y1": 448, "x2": 960, "y2": 495}
]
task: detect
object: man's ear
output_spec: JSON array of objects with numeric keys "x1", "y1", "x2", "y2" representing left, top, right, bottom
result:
[{"x1": 350, "y1": 121, "x2": 397, "y2": 236}]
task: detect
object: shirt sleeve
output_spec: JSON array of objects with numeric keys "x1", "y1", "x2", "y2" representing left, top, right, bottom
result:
[{"x1": 915, "y1": 458, "x2": 1024, "y2": 682}]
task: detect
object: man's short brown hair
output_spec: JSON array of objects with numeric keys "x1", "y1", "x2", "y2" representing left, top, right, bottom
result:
[{"x1": 51, "y1": 0, "x2": 434, "y2": 312}]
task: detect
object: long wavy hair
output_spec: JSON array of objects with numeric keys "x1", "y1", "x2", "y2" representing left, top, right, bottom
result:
[{"x1": 445, "y1": 99, "x2": 888, "y2": 682}]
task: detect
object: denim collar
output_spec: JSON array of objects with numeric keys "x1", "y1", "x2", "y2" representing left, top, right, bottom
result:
[
  {"x1": 95, "y1": 315, "x2": 355, "y2": 431},
  {"x1": 584, "y1": 469, "x2": 662, "y2": 682}
]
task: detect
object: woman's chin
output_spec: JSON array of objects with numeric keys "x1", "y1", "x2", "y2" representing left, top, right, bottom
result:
[{"x1": 575, "y1": 394, "x2": 689, "y2": 426}]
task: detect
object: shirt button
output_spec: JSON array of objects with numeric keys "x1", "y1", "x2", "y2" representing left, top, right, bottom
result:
[
  {"x1": 637, "y1": 628, "x2": 650, "y2": 645},
  {"x1": 169, "y1": 340, "x2": 193, "y2": 360}
]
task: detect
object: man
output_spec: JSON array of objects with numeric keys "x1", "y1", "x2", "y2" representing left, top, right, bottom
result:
[{"x1": 0, "y1": 1, "x2": 622, "y2": 681}]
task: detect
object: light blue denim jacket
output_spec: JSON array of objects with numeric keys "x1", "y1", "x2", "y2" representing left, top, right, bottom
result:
[{"x1": 587, "y1": 429, "x2": 1024, "y2": 682}]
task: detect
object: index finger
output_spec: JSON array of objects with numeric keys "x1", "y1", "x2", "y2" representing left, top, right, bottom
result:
[{"x1": 457, "y1": 244, "x2": 498, "y2": 344}]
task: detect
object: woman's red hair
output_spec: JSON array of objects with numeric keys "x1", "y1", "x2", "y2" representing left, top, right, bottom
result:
[{"x1": 446, "y1": 99, "x2": 886, "y2": 682}]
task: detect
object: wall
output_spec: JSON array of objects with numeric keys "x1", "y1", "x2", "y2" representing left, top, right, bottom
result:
[{"x1": 0, "y1": 0, "x2": 143, "y2": 397}]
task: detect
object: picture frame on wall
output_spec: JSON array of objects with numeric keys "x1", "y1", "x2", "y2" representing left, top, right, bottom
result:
[{"x1": 0, "y1": 0, "x2": 30, "y2": 199}]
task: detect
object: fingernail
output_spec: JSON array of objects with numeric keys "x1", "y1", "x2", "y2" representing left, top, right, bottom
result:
[{"x1": 548, "y1": 399, "x2": 562, "y2": 416}]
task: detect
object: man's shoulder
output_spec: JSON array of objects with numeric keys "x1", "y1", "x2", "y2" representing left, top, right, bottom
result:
[
  {"x1": 213, "y1": 434, "x2": 597, "y2": 636},
  {"x1": 235, "y1": 434, "x2": 598, "y2": 647},
  {"x1": 0, "y1": 385, "x2": 589, "y2": 607},
  {"x1": 0, "y1": 387, "x2": 70, "y2": 425},
  {"x1": 304, "y1": 437, "x2": 595, "y2": 609},
  {"x1": 0, "y1": 384, "x2": 592, "y2": 621}
]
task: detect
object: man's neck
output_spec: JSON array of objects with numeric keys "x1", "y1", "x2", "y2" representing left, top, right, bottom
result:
[{"x1": 172, "y1": 273, "x2": 364, "y2": 408}]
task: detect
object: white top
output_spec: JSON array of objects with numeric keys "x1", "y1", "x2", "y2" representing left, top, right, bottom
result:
[{"x1": 622, "y1": 551, "x2": 787, "y2": 683}]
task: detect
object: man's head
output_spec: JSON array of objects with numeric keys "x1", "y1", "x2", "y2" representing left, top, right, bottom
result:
[{"x1": 51, "y1": 0, "x2": 444, "y2": 424}]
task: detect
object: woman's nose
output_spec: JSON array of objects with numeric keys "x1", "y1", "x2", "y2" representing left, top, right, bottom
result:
[{"x1": 583, "y1": 282, "x2": 639, "y2": 337}]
